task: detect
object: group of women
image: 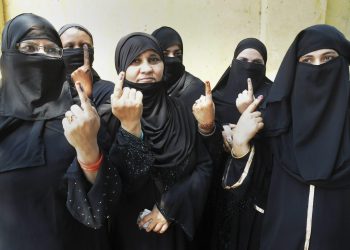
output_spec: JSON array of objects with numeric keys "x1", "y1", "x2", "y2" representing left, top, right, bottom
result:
[{"x1": 1, "y1": 12, "x2": 349, "y2": 250}]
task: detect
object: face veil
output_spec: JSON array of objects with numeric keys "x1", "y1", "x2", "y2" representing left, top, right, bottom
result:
[
  {"x1": 0, "y1": 13, "x2": 71, "y2": 120},
  {"x1": 263, "y1": 25, "x2": 350, "y2": 185},
  {"x1": 212, "y1": 38, "x2": 271, "y2": 124}
]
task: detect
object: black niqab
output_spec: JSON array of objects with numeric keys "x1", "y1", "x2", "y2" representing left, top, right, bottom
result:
[
  {"x1": 58, "y1": 24, "x2": 97, "y2": 84},
  {"x1": 0, "y1": 13, "x2": 71, "y2": 120},
  {"x1": 152, "y1": 27, "x2": 186, "y2": 90},
  {"x1": 0, "y1": 13, "x2": 72, "y2": 173},
  {"x1": 212, "y1": 38, "x2": 271, "y2": 124},
  {"x1": 263, "y1": 24, "x2": 350, "y2": 185},
  {"x1": 115, "y1": 32, "x2": 196, "y2": 173}
]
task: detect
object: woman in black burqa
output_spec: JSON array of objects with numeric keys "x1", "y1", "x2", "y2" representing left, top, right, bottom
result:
[
  {"x1": 152, "y1": 26, "x2": 205, "y2": 109},
  {"x1": 230, "y1": 24, "x2": 350, "y2": 250},
  {"x1": 0, "y1": 13, "x2": 148, "y2": 250},
  {"x1": 193, "y1": 38, "x2": 272, "y2": 250},
  {"x1": 107, "y1": 32, "x2": 212, "y2": 250},
  {"x1": 58, "y1": 23, "x2": 114, "y2": 106}
]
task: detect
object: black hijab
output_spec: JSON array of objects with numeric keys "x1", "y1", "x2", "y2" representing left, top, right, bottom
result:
[
  {"x1": 115, "y1": 32, "x2": 196, "y2": 181},
  {"x1": 212, "y1": 38, "x2": 271, "y2": 124},
  {"x1": 152, "y1": 26, "x2": 186, "y2": 92},
  {"x1": 58, "y1": 24, "x2": 98, "y2": 84},
  {"x1": 0, "y1": 13, "x2": 72, "y2": 173},
  {"x1": 263, "y1": 25, "x2": 350, "y2": 186},
  {"x1": 0, "y1": 13, "x2": 71, "y2": 120}
]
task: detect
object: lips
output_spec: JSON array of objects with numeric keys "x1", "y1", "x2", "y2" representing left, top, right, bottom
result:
[{"x1": 138, "y1": 77, "x2": 155, "y2": 83}]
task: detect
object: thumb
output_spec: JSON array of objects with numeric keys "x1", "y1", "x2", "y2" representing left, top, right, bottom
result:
[{"x1": 244, "y1": 95, "x2": 263, "y2": 113}]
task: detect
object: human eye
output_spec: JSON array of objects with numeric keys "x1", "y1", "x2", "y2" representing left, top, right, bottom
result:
[
  {"x1": 299, "y1": 57, "x2": 313, "y2": 64},
  {"x1": 322, "y1": 55, "x2": 337, "y2": 63},
  {"x1": 175, "y1": 50, "x2": 183, "y2": 57},
  {"x1": 19, "y1": 43, "x2": 37, "y2": 53},
  {"x1": 63, "y1": 43, "x2": 74, "y2": 49},
  {"x1": 237, "y1": 57, "x2": 248, "y2": 62},
  {"x1": 46, "y1": 46, "x2": 61, "y2": 55},
  {"x1": 149, "y1": 55, "x2": 161, "y2": 64},
  {"x1": 163, "y1": 50, "x2": 169, "y2": 57},
  {"x1": 131, "y1": 57, "x2": 141, "y2": 65},
  {"x1": 253, "y1": 59, "x2": 264, "y2": 65}
]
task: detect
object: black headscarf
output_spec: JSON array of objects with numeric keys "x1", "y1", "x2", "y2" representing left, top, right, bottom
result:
[
  {"x1": 0, "y1": 13, "x2": 72, "y2": 173},
  {"x1": 212, "y1": 38, "x2": 271, "y2": 124},
  {"x1": 0, "y1": 13, "x2": 71, "y2": 120},
  {"x1": 58, "y1": 24, "x2": 98, "y2": 85},
  {"x1": 152, "y1": 26, "x2": 186, "y2": 91},
  {"x1": 115, "y1": 32, "x2": 196, "y2": 180},
  {"x1": 263, "y1": 25, "x2": 350, "y2": 186}
]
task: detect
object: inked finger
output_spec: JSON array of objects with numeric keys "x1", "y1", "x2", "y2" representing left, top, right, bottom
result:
[
  {"x1": 247, "y1": 78, "x2": 254, "y2": 96},
  {"x1": 75, "y1": 82, "x2": 91, "y2": 110},
  {"x1": 114, "y1": 72, "x2": 125, "y2": 98},
  {"x1": 83, "y1": 44, "x2": 90, "y2": 67},
  {"x1": 204, "y1": 81, "x2": 212, "y2": 96}
]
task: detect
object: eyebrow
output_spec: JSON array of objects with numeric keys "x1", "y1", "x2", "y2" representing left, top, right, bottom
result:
[{"x1": 323, "y1": 51, "x2": 337, "y2": 56}]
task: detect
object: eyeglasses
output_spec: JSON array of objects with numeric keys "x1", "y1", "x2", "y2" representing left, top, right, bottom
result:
[{"x1": 16, "y1": 42, "x2": 63, "y2": 58}]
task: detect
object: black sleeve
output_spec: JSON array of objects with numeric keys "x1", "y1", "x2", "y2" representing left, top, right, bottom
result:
[
  {"x1": 65, "y1": 150, "x2": 121, "y2": 229},
  {"x1": 221, "y1": 147, "x2": 254, "y2": 199},
  {"x1": 109, "y1": 127, "x2": 154, "y2": 193},
  {"x1": 156, "y1": 133, "x2": 213, "y2": 239},
  {"x1": 65, "y1": 126, "x2": 153, "y2": 229},
  {"x1": 199, "y1": 121, "x2": 225, "y2": 164}
]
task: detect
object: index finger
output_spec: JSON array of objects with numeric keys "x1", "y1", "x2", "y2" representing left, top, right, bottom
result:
[
  {"x1": 75, "y1": 82, "x2": 90, "y2": 109},
  {"x1": 83, "y1": 44, "x2": 90, "y2": 67},
  {"x1": 245, "y1": 95, "x2": 263, "y2": 113},
  {"x1": 247, "y1": 78, "x2": 253, "y2": 96},
  {"x1": 204, "y1": 81, "x2": 212, "y2": 96},
  {"x1": 113, "y1": 72, "x2": 125, "y2": 98}
]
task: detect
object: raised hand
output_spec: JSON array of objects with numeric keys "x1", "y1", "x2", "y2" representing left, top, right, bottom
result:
[
  {"x1": 71, "y1": 44, "x2": 93, "y2": 98},
  {"x1": 231, "y1": 96, "x2": 264, "y2": 157},
  {"x1": 192, "y1": 81, "x2": 215, "y2": 134},
  {"x1": 111, "y1": 72, "x2": 143, "y2": 137},
  {"x1": 62, "y1": 82, "x2": 101, "y2": 179},
  {"x1": 236, "y1": 78, "x2": 255, "y2": 114},
  {"x1": 138, "y1": 205, "x2": 170, "y2": 234}
]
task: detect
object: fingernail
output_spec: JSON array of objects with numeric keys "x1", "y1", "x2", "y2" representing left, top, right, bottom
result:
[{"x1": 258, "y1": 95, "x2": 263, "y2": 100}]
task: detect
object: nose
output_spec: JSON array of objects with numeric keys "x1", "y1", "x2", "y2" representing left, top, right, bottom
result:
[
  {"x1": 140, "y1": 61, "x2": 153, "y2": 74},
  {"x1": 314, "y1": 59, "x2": 322, "y2": 66}
]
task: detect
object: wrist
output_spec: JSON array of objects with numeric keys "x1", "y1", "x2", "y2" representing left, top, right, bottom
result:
[
  {"x1": 76, "y1": 141, "x2": 100, "y2": 165},
  {"x1": 121, "y1": 121, "x2": 142, "y2": 137},
  {"x1": 78, "y1": 153, "x2": 103, "y2": 172},
  {"x1": 231, "y1": 140, "x2": 250, "y2": 158},
  {"x1": 198, "y1": 121, "x2": 215, "y2": 134}
]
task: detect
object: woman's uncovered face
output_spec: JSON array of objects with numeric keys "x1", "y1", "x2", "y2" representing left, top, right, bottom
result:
[
  {"x1": 299, "y1": 49, "x2": 339, "y2": 65},
  {"x1": 125, "y1": 49, "x2": 164, "y2": 83}
]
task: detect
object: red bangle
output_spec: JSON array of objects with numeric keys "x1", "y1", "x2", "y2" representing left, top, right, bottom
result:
[{"x1": 78, "y1": 153, "x2": 103, "y2": 172}]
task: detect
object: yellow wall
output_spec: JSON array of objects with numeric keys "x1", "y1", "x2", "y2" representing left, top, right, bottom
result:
[{"x1": 2, "y1": 0, "x2": 350, "y2": 85}]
